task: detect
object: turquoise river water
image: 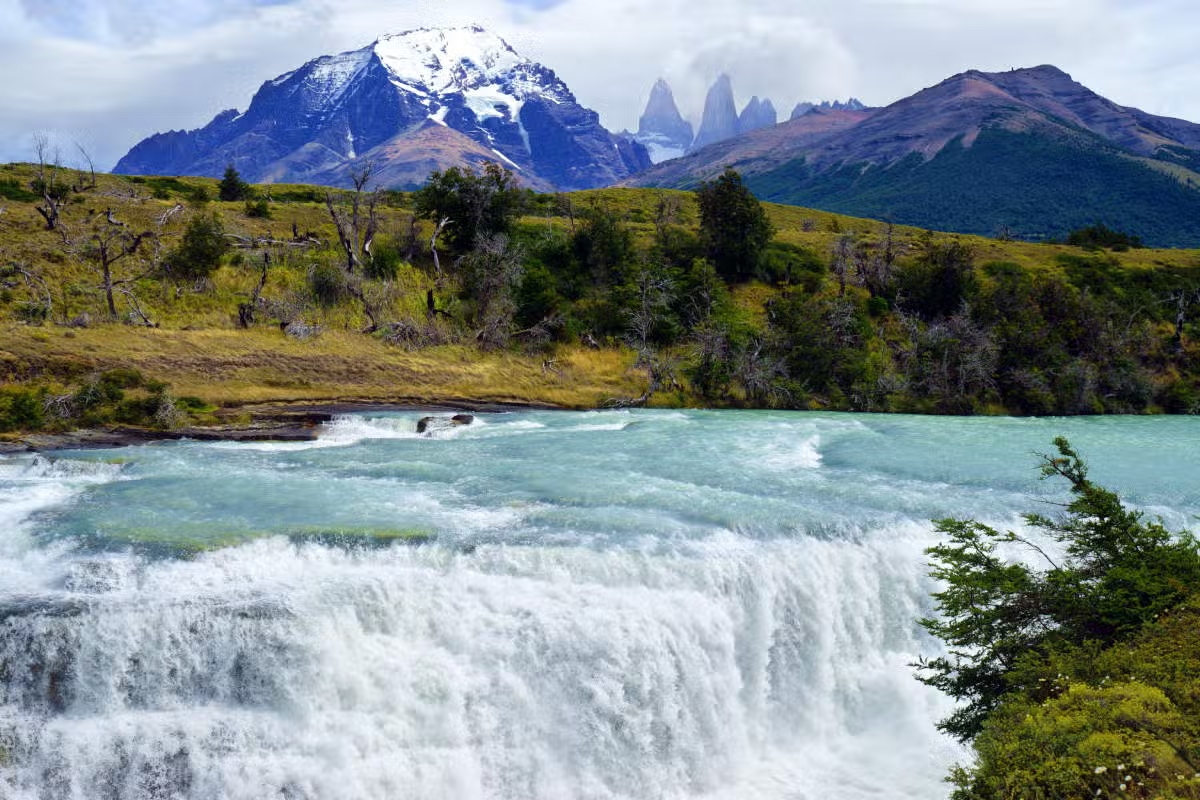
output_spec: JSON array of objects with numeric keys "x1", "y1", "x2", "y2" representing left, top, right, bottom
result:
[{"x1": 1, "y1": 410, "x2": 1197, "y2": 799}]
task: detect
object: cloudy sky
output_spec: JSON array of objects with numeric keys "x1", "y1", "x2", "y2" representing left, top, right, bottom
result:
[{"x1": 2, "y1": 0, "x2": 1196, "y2": 169}]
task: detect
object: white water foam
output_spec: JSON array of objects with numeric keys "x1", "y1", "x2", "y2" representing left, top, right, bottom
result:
[
  {"x1": 0, "y1": 527, "x2": 963, "y2": 800},
  {"x1": 0, "y1": 456, "x2": 127, "y2": 592}
]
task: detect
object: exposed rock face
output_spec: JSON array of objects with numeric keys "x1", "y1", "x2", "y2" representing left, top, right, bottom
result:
[
  {"x1": 634, "y1": 79, "x2": 694, "y2": 163},
  {"x1": 115, "y1": 26, "x2": 649, "y2": 191},
  {"x1": 737, "y1": 96, "x2": 778, "y2": 135},
  {"x1": 790, "y1": 98, "x2": 867, "y2": 120},
  {"x1": 690, "y1": 74, "x2": 740, "y2": 152}
]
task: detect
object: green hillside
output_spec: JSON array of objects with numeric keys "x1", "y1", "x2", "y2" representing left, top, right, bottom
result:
[
  {"x1": 1, "y1": 161, "x2": 1199, "y2": 436},
  {"x1": 748, "y1": 128, "x2": 1200, "y2": 248}
]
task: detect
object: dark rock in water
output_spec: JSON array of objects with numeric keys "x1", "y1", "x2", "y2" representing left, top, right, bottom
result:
[{"x1": 417, "y1": 414, "x2": 475, "y2": 435}]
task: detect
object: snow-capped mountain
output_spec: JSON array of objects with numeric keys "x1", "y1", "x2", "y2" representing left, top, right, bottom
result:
[{"x1": 115, "y1": 26, "x2": 650, "y2": 191}]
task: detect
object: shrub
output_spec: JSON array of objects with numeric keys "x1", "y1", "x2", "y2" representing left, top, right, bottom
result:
[
  {"x1": 244, "y1": 199, "x2": 271, "y2": 219},
  {"x1": 308, "y1": 263, "x2": 347, "y2": 307},
  {"x1": 0, "y1": 387, "x2": 45, "y2": 432},
  {"x1": 365, "y1": 238, "x2": 403, "y2": 281},
  {"x1": 167, "y1": 213, "x2": 229, "y2": 282},
  {"x1": 917, "y1": 438, "x2": 1200, "y2": 741}
]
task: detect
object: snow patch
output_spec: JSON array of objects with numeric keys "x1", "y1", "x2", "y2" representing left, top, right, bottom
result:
[
  {"x1": 374, "y1": 26, "x2": 525, "y2": 96},
  {"x1": 491, "y1": 149, "x2": 522, "y2": 170},
  {"x1": 303, "y1": 47, "x2": 373, "y2": 106}
]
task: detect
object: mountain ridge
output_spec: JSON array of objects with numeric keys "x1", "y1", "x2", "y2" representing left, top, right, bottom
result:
[
  {"x1": 115, "y1": 26, "x2": 649, "y2": 191},
  {"x1": 629, "y1": 64, "x2": 1200, "y2": 247}
]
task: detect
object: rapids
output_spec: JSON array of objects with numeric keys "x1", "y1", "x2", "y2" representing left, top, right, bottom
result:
[{"x1": 1, "y1": 410, "x2": 1196, "y2": 799}]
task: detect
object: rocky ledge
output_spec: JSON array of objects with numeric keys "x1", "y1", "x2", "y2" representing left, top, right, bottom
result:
[{"x1": 0, "y1": 400, "x2": 563, "y2": 453}]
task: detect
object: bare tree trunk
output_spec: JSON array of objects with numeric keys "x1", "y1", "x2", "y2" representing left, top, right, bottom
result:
[
  {"x1": 33, "y1": 135, "x2": 64, "y2": 231},
  {"x1": 103, "y1": 262, "x2": 117, "y2": 317},
  {"x1": 430, "y1": 217, "x2": 451, "y2": 278}
]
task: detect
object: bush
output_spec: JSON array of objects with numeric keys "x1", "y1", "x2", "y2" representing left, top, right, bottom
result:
[
  {"x1": 365, "y1": 238, "x2": 403, "y2": 281},
  {"x1": 760, "y1": 241, "x2": 825, "y2": 288},
  {"x1": 167, "y1": 213, "x2": 229, "y2": 282},
  {"x1": 308, "y1": 263, "x2": 347, "y2": 307},
  {"x1": 244, "y1": 199, "x2": 271, "y2": 219},
  {"x1": 1066, "y1": 223, "x2": 1143, "y2": 250},
  {"x1": 0, "y1": 387, "x2": 45, "y2": 432}
]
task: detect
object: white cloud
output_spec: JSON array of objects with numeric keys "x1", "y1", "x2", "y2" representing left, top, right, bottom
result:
[{"x1": 1, "y1": 0, "x2": 1198, "y2": 169}]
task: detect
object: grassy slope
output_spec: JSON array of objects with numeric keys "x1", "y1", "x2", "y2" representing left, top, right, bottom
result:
[
  {"x1": 1, "y1": 164, "x2": 1198, "y2": 415},
  {"x1": 746, "y1": 128, "x2": 1200, "y2": 248}
]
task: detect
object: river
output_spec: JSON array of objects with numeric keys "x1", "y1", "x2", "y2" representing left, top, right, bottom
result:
[{"x1": 1, "y1": 410, "x2": 1197, "y2": 799}]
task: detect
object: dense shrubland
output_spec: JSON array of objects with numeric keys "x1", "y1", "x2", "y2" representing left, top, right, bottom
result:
[
  {"x1": 1, "y1": 158, "x2": 1199, "y2": 430},
  {"x1": 919, "y1": 439, "x2": 1200, "y2": 799}
]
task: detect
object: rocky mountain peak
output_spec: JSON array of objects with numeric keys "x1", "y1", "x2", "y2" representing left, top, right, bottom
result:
[
  {"x1": 738, "y1": 96, "x2": 778, "y2": 135},
  {"x1": 691, "y1": 73, "x2": 739, "y2": 152},
  {"x1": 635, "y1": 78, "x2": 694, "y2": 163}
]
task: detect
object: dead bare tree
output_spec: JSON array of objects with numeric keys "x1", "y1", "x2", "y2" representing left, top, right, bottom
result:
[
  {"x1": 238, "y1": 252, "x2": 272, "y2": 329},
  {"x1": 625, "y1": 264, "x2": 674, "y2": 366},
  {"x1": 458, "y1": 233, "x2": 523, "y2": 349},
  {"x1": 157, "y1": 203, "x2": 185, "y2": 227},
  {"x1": 1167, "y1": 287, "x2": 1200, "y2": 354},
  {"x1": 653, "y1": 192, "x2": 683, "y2": 238},
  {"x1": 33, "y1": 135, "x2": 65, "y2": 232},
  {"x1": 429, "y1": 217, "x2": 451, "y2": 278},
  {"x1": 324, "y1": 162, "x2": 379, "y2": 274},
  {"x1": 73, "y1": 143, "x2": 97, "y2": 191},
  {"x1": 831, "y1": 233, "x2": 855, "y2": 297},
  {"x1": 77, "y1": 225, "x2": 154, "y2": 318}
]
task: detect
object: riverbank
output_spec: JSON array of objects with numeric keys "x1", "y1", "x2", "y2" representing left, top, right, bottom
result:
[{"x1": 0, "y1": 398, "x2": 569, "y2": 453}]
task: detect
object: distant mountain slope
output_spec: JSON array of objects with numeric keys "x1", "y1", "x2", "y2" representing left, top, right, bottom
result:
[
  {"x1": 115, "y1": 26, "x2": 649, "y2": 191},
  {"x1": 624, "y1": 108, "x2": 873, "y2": 188},
  {"x1": 631, "y1": 65, "x2": 1200, "y2": 247}
]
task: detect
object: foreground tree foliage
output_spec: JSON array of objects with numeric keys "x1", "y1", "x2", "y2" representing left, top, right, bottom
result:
[{"x1": 917, "y1": 439, "x2": 1200, "y2": 798}]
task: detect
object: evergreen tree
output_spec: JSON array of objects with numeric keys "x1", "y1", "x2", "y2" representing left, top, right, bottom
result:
[
  {"x1": 696, "y1": 168, "x2": 774, "y2": 282},
  {"x1": 168, "y1": 213, "x2": 229, "y2": 282},
  {"x1": 218, "y1": 165, "x2": 250, "y2": 202}
]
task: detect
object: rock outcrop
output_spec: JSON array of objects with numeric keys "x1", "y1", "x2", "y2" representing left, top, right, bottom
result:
[{"x1": 790, "y1": 98, "x2": 867, "y2": 120}]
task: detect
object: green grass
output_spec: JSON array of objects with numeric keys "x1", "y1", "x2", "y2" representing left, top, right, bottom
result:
[{"x1": 1, "y1": 162, "x2": 1198, "y2": 421}]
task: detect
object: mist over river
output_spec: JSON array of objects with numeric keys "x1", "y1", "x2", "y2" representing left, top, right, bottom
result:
[{"x1": 1, "y1": 410, "x2": 1197, "y2": 799}]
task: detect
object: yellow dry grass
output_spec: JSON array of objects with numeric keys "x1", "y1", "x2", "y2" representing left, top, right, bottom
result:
[{"x1": 0, "y1": 324, "x2": 643, "y2": 408}]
